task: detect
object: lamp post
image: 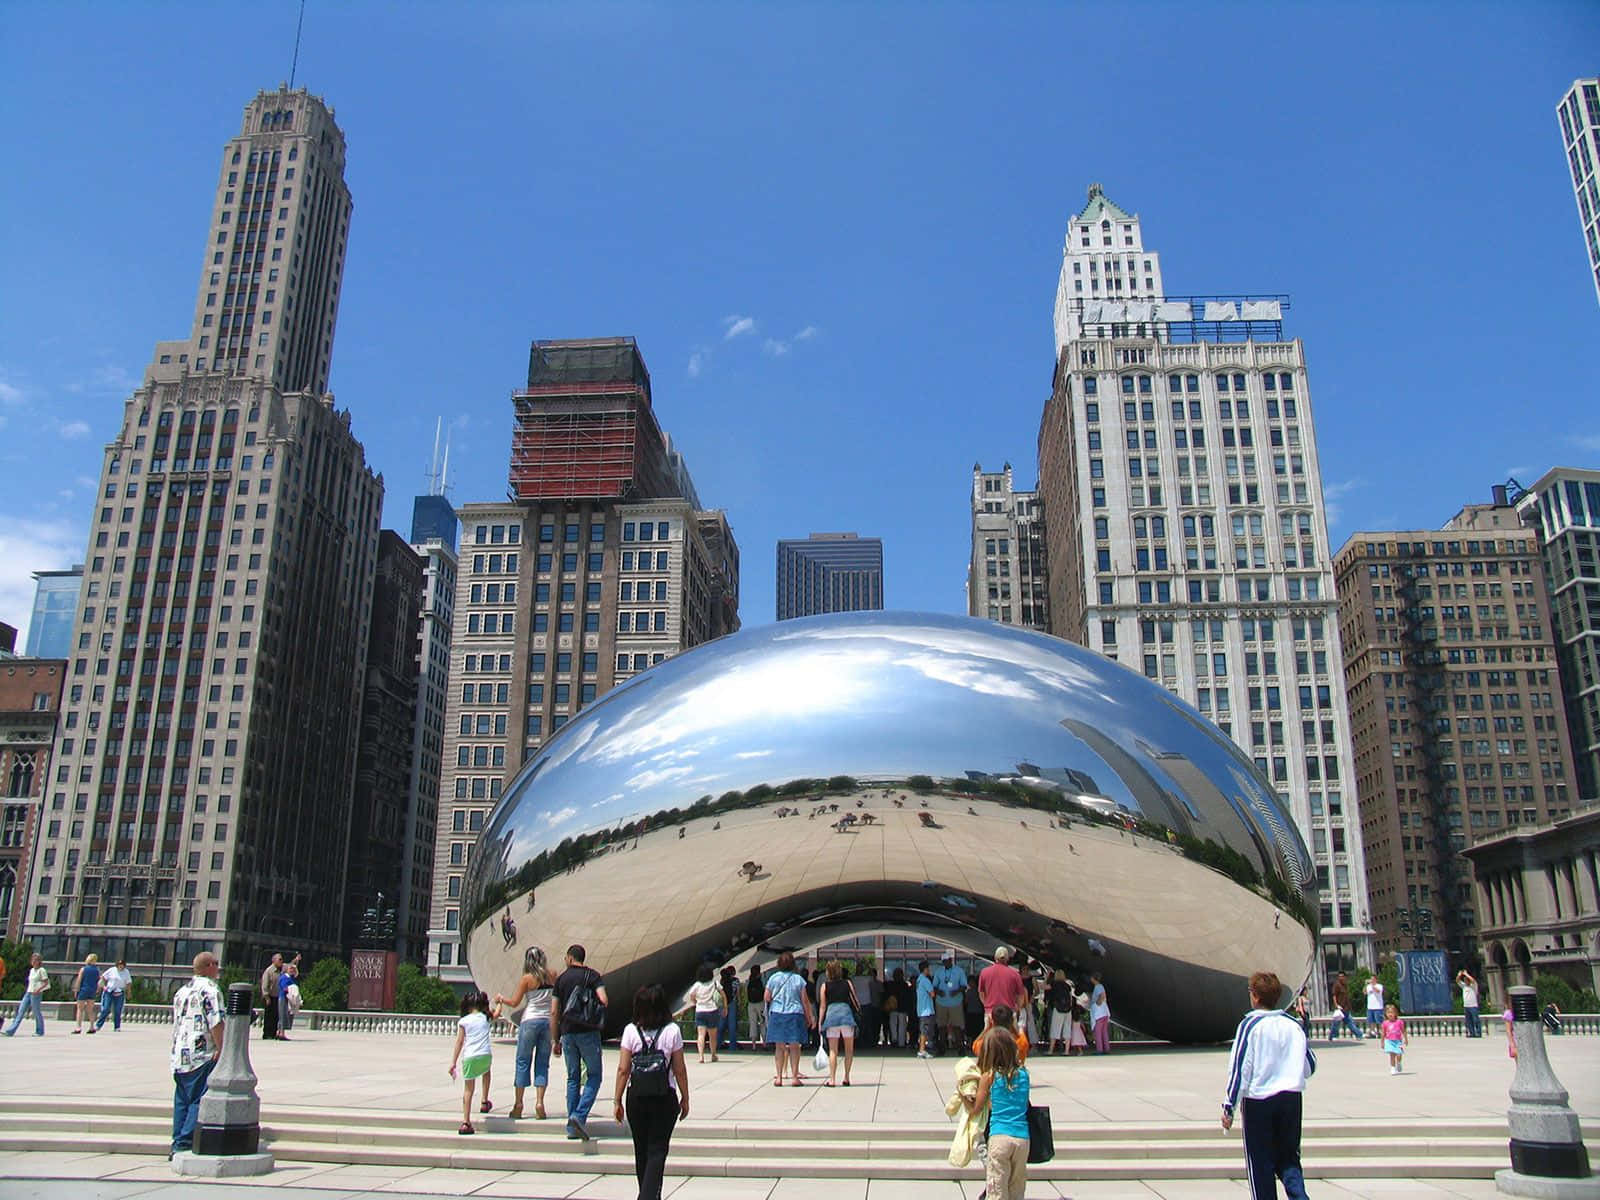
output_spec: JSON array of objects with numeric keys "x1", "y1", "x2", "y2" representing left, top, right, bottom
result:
[
  {"x1": 1494, "y1": 985, "x2": 1599, "y2": 1197},
  {"x1": 175, "y1": 982, "x2": 274, "y2": 1177}
]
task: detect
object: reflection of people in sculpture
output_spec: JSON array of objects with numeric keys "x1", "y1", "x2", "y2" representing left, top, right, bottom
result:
[
  {"x1": 500, "y1": 908, "x2": 518, "y2": 950},
  {"x1": 527, "y1": 890, "x2": 537, "y2": 912}
]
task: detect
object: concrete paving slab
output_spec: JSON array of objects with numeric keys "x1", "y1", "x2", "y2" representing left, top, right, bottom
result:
[{"x1": 470, "y1": 1174, "x2": 602, "y2": 1198}]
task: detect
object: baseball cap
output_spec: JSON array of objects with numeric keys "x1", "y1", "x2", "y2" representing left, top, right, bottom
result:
[{"x1": 940, "y1": 949, "x2": 955, "y2": 961}]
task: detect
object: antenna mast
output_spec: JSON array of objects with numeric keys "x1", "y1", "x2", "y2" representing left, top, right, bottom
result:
[{"x1": 289, "y1": 0, "x2": 307, "y2": 88}]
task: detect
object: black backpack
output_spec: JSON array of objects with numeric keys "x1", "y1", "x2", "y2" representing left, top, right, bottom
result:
[
  {"x1": 562, "y1": 971, "x2": 605, "y2": 1030},
  {"x1": 629, "y1": 1027, "x2": 671, "y2": 1099}
]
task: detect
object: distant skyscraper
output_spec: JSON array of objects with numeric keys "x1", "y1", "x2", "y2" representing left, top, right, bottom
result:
[
  {"x1": 24, "y1": 568, "x2": 82, "y2": 659},
  {"x1": 1037, "y1": 184, "x2": 1371, "y2": 981},
  {"x1": 23, "y1": 87, "x2": 381, "y2": 969},
  {"x1": 775, "y1": 533, "x2": 884, "y2": 621},
  {"x1": 1516, "y1": 467, "x2": 1600, "y2": 800},
  {"x1": 1557, "y1": 79, "x2": 1600, "y2": 309},
  {"x1": 426, "y1": 338, "x2": 739, "y2": 982},
  {"x1": 968, "y1": 464, "x2": 1048, "y2": 630},
  {"x1": 1333, "y1": 492, "x2": 1579, "y2": 961}
]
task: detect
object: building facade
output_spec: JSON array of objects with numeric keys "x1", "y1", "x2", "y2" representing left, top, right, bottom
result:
[
  {"x1": 425, "y1": 339, "x2": 739, "y2": 983},
  {"x1": 343, "y1": 531, "x2": 425, "y2": 956},
  {"x1": 775, "y1": 533, "x2": 884, "y2": 621},
  {"x1": 1037, "y1": 185, "x2": 1371, "y2": 981},
  {"x1": 1461, "y1": 807, "x2": 1600, "y2": 1001},
  {"x1": 968, "y1": 463, "x2": 1049, "y2": 630},
  {"x1": 1334, "y1": 494, "x2": 1581, "y2": 962},
  {"x1": 25, "y1": 569, "x2": 83, "y2": 660},
  {"x1": 20, "y1": 86, "x2": 383, "y2": 970},
  {"x1": 1558, "y1": 78, "x2": 1600, "y2": 309},
  {"x1": 1, "y1": 659, "x2": 66, "y2": 941},
  {"x1": 1516, "y1": 468, "x2": 1600, "y2": 803}
]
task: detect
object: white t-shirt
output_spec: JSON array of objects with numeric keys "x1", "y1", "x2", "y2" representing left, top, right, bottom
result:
[
  {"x1": 1365, "y1": 982, "x2": 1383, "y2": 1011},
  {"x1": 621, "y1": 1022, "x2": 685, "y2": 1094},
  {"x1": 101, "y1": 966, "x2": 131, "y2": 993},
  {"x1": 459, "y1": 1011, "x2": 492, "y2": 1059},
  {"x1": 687, "y1": 981, "x2": 722, "y2": 1013},
  {"x1": 1461, "y1": 982, "x2": 1479, "y2": 1008}
]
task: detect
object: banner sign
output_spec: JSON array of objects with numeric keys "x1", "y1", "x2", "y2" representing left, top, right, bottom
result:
[
  {"x1": 350, "y1": 949, "x2": 398, "y2": 1011},
  {"x1": 1395, "y1": 950, "x2": 1452, "y2": 1014}
]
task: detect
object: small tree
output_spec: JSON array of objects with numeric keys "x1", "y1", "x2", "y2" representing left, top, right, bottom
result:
[
  {"x1": 127, "y1": 976, "x2": 169, "y2": 1006},
  {"x1": 299, "y1": 957, "x2": 349, "y2": 1012},
  {"x1": 395, "y1": 963, "x2": 457, "y2": 1014},
  {"x1": 0, "y1": 938, "x2": 36, "y2": 1001},
  {"x1": 1533, "y1": 972, "x2": 1599, "y2": 1014}
]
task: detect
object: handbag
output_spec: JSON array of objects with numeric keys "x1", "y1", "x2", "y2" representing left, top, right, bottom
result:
[{"x1": 1026, "y1": 1104, "x2": 1054, "y2": 1163}]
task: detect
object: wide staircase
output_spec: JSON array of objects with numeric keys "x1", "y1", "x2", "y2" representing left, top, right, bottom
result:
[{"x1": 0, "y1": 1097, "x2": 1507, "y2": 1182}]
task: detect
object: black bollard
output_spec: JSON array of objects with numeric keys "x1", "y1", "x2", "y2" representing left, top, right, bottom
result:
[
  {"x1": 177, "y1": 981, "x2": 274, "y2": 1176},
  {"x1": 1494, "y1": 985, "x2": 1599, "y2": 1197}
]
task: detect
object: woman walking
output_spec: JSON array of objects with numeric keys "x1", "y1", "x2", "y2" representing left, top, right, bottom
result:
[
  {"x1": 675, "y1": 964, "x2": 725, "y2": 1064},
  {"x1": 819, "y1": 960, "x2": 861, "y2": 1087},
  {"x1": 746, "y1": 962, "x2": 766, "y2": 1048},
  {"x1": 962, "y1": 1025, "x2": 1032, "y2": 1200},
  {"x1": 493, "y1": 946, "x2": 555, "y2": 1119},
  {"x1": 447, "y1": 990, "x2": 494, "y2": 1134},
  {"x1": 1090, "y1": 971, "x2": 1112, "y2": 1054},
  {"x1": 614, "y1": 984, "x2": 691, "y2": 1200},
  {"x1": 763, "y1": 951, "x2": 814, "y2": 1086},
  {"x1": 1046, "y1": 970, "x2": 1073, "y2": 1054},
  {"x1": 71, "y1": 954, "x2": 102, "y2": 1034}
]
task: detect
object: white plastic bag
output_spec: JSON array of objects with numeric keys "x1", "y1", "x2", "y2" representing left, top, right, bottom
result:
[
  {"x1": 813, "y1": 1044, "x2": 829, "y2": 1074},
  {"x1": 286, "y1": 982, "x2": 303, "y2": 1016}
]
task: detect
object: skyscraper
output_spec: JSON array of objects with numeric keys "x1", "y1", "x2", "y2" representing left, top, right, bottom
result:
[
  {"x1": 968, "y1": 464, "x2": 1049, "y2": 630},
  {"x1": 1557, "y1": 78, "x2": 1600, "y2": 309},
  {"x1": 24, "y1": 568, "x2": 83, "y2": 659},
  {"x1": 1037, "y1": 184, "x2": 1371, "y2": 980},
  {"x1": 22, "y1": 87, "x2": 382, "y2": 970},
  {"x1": 1, "y1": 658, "x2": 66, "y2": 941},
  {"x1": 775, "y1": 533, "x2": 884, "y2": 620},
  {"x1": 1515, "y1": 467, "x2": 1600, "y2": 801},
  {"x1": 1333, "y1": 492, "x2": 1579, "y2": 961},
  {"x1": 426, "y1": 339, "x2": 740, "y2": 981}
]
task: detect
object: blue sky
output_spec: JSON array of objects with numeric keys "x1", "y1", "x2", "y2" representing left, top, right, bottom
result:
[{"x1": 1, "y1": 3, "x2": 1596, "y2": 641}]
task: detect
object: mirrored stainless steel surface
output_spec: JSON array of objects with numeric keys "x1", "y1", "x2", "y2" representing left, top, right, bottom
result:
[{"x1": 463, "y1": 612, "x2": 1317, "y2": 1042}]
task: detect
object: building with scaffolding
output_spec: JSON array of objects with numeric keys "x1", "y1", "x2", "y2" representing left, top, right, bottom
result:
[{"x1": 1333, "y1": 491, "x2": 1579, "y2": 963}]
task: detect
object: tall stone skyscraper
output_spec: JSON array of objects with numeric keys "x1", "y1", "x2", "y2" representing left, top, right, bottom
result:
[
  {"x1": 775, "y1": 533, "x2": 884, "y2": 620},
  {"x1": 22, "y1": 87, "x2": 382, "y2": 971},
  {"x1": 968, "y1": 464, "x2": 1049, "y2": 630},
  {"x1": 1557, "y1": 78, "x2": 1600, "y2": 310},
  {"x1": 1037, "y1": 185, "x2": 1372, "y2": 982}
]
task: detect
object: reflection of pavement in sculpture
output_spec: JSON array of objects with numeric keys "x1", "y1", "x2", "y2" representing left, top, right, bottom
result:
[{"x1": 463, "y1": 612, "x2": 1318, "y2": 1044}]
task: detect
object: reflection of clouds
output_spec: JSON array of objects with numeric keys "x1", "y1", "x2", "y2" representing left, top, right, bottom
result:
[
  {"x1": 734, "y1": 750, "x2": 773, "y2": 760},
  {"x1": 625, "y1": 764, "x2": 697, "y2": 790},
  {"x1": 543, "y1": 806, "x2": 577, "y2": 827}
]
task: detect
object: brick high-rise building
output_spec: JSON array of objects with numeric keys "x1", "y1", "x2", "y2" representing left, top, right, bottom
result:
[
  {"x1": 1, "y1": 659, "x2": 66, "y2": 941},
  {"x1": 22, "y1": 87, "x2": 383, "y2": 971},
  {"x1": 1557, "y1": 78, "x2": 1600, "y2": 310},
  {"x1": 968, "y1": 463, "x2": 1049, "y2": 631},
  {"x1": 1037, "y1": 184, "x2": 1371, "y2": 982},
  {"x1": 1333, "y1": 492, "x2": 1579, "y2": 961},
  {"x1": 426, "y1": 340, "x2": 739, "y2": 983}
]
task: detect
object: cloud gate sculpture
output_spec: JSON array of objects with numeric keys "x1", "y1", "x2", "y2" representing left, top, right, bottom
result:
[{"x1": 462, "y1": 612, "x2": 1317, "y2": 1043}]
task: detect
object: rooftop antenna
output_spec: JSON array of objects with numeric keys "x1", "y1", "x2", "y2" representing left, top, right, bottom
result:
[
  {"x1": 288, "y1": 0, "x2": 307, "y2": 88},
  {"x1": 425, "y1": 418, "x2": 443, "y2": 494},
  {"x1": 440, "y1": 427, "x2": 452, "y2": 499}
]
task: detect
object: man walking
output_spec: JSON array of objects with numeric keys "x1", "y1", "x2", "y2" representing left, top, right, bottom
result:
[
  {"x1": 1363, "y1": 976, "x2": 1385, "y2": 1039},
  {"x1": 170, "y1": 952, "x2": 224, "y2": 1158},
  {"x1": 92, "y1": 958, "x2": 131, "y2": 1033},
  {"x1": 1222, "y1": 970, "x2": 1316, "y2": 1200},
  {"x1": 3, "y1": 953, "x2": 49, "y2": 1037},
  {"x1": 259, "y1": 953, "x2": 282, "y2": 1043},
  {"x1": 1456, "y1": 969, "x2": 1482, "y2": 1038},
  {"x1": 930, "y1": 950, "x2": 967, "y2": 1053},
  {"x1": 1328, "y1": 972, "x2": 1360, "y2": 1040},
  {"x1": 553, "y1": 943, "x2": 608, "y2": 1140}
]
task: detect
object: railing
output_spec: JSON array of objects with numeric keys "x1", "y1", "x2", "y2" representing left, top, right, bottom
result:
[{"x1": 3, "y1": 1001, "x2": 1594, "y2": 1039}]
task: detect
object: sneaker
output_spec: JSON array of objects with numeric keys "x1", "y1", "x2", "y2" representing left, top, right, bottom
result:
[
  {"x1": 916, "y1": 1050, "x2": 932, "y2": 1059},
  {"x1": 566, "y1": 1119, "x2": 590, "y2": 1141}
]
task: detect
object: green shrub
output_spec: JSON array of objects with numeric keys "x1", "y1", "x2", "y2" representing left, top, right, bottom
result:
[
  {"x1": 395, "y1": 963, "x2": 457, "y2": 1014},
  {"x1": 299, "y1": 957, "x2": 349, "y2": 1012},
  {"x1": 1, "y1": 939, "x2": 36, "y2": 1001},
  {"x1": 127, "y1": 976, "x2": 169, "y2": 1006},
  {"x1": 1533, "y1": 973, "x2": 1599, "y2": 1014}
]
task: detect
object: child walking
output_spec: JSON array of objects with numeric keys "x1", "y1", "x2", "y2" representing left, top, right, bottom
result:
[
  {"x1": 1381, "y1": 1002, "x2": 1408, "y2": 1075},
  {"x1": 449, "y1": 990, "x2": 495, "y2": 1134},
  {"x1": 962, "y1": 1025, "x2": 1032, "y2": 1200}
]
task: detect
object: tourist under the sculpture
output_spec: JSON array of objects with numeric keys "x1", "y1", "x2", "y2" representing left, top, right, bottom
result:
[
  {"x1": 492, "y1": 945, "x2": 555, "y2": 1120},
  {"x1": 819, "y1": 959, "x2": 862, "y2": 1086},
  {"x1": 1090, "y1": 972, "x2": 1112, "y2": 1054},
  {"x1": 448, "y1": 990, "x2": 494, "y2": 1135},
  {"x1": 1221, "y1": 970, "x2": 1315, "y2": 1200},
  {"x1": 674, "y1": 964, "x2": 725, "y2": 1064},
  {"x1": 746, "y1": 962, "x2": 766, "y2": 1047},
  {"x1": 931, "y1": 950, "x2": 967, "y2": 1052},
  {"x1": 716, "y1": 965, "x2": 741, "y2": 1052},
  {"x1": 553, "y1": 943, "x2": 609, "y2": 1140},
  {"x1": 1045, "y1": 970, "x2": 1075, "y2": 1054},
  {"x1": 962, "y1": 1025, "x2": 1033, "y2": 1200},
  {"x1": 614, "y1": 984, "x2": 690, "y2": 1200},
  {"x1": 972, "y1": 1003, "x2": 1030, "y2": 1063},
  {"x1": 763, "y1": 951, "x2": 814, "y2": 1086}
]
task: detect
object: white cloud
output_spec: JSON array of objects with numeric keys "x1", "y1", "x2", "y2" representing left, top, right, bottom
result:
[
  {"x1": 58, "y1": 420, "x2": 92, "y2": 439},
  {"x1": 63, "y1": 363, "x2": 138, "y2": 396},
  {"x1": 0, "y1": 516, "x2": 84, "y2": 647},
  {"x1": 1322, "y1": 477, "x2": 1365, "y2": 528},
  {"x1": 0, "y1": 378, "x2": 23, "y2": 407},
  {"x1": 761, "y1": 338, "x2": 790, "y2": 357},
  {"x1": 794, "y1": 325, "x2": 819, "y2": 342},
  {"x1": 687, "y1": 350, "x2": 706, "y2": 378},
  {"x1": 722, "y1": 315, "x2": 756, "y2": 341},
  {"x1": 1567, "y1": 434, "x2": 1600, "y2": 453}
]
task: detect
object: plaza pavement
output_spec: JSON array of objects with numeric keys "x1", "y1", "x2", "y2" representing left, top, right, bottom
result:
[{"x1": 1, "y1": 1020, "x2": 1596, "y2": 1199}]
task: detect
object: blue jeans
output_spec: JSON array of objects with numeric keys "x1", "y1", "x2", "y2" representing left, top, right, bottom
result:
[
  {"x1": 562, "y1": 1030, "x2": 602, "y2": 1124},
  {"x1": 1329, "y1": 1010, "x2": 1360, "y2": 1039},
  {"x1": 516, "y1": 1019, "x2": 552, "y2": 1089},
  {"x1": 96, "y1": 992, "x2": 126, "y2": 1030},
  {"x1": 172, "y1": 1057, "x2": 217, "y2": 1152},
  {"x1": 717, "y1": 1003, "x2": 739, "y2": 1049},
  {"x1": 4, "y1": 992, "x2": 45, "y2": 1036},
  {"x1": 1242, "y1": 1090, "x2": 1308, "y2": 1200},
  {"x1": 1464, "y1": 1005, "x2": 1481, "y2": 1037}
]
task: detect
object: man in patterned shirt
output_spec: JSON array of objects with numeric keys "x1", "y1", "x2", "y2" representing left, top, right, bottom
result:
[{"x1": 169, "y1": 951, "x2": 224, "y2": 1158}]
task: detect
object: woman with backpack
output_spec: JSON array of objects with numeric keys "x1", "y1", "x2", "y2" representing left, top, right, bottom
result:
[{"x1": 614, "y1": 984, "x2": 690, "y2": 1200}]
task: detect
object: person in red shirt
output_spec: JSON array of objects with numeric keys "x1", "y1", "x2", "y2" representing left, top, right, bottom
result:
[{"x1": 978, "y1": 947, "x2": 1029, "y2": 1021}]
